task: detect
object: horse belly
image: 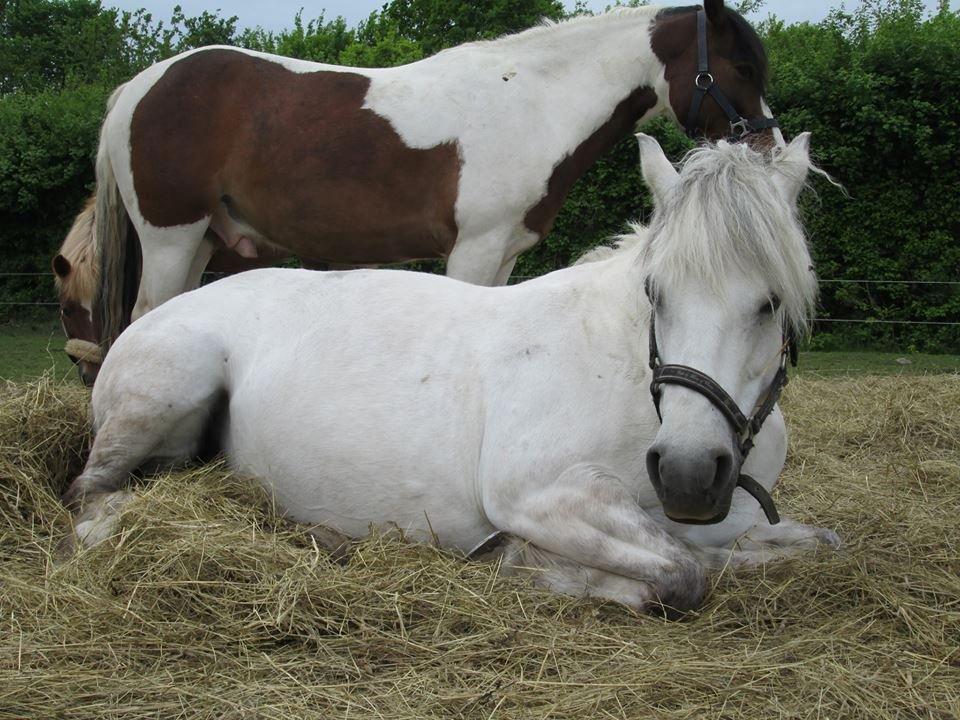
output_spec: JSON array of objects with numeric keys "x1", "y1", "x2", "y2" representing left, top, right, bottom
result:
[{"x1": 222, "y1": 330, "x2": 492, "y2": 550}]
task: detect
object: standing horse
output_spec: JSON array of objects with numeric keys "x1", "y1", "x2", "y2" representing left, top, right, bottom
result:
[
  {"x1": 64, "y1": 134, "x2": 838, "y2": 612},
  {"x1": 92, "y1": 1, "x2": 781, "y2": 357}
]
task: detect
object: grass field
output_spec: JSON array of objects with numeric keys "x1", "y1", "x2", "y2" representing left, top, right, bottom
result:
[{"x1": 3, "y1": 323, "x2": 957, "y2": 382}]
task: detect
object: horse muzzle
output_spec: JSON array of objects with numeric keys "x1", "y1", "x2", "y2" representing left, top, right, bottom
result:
[{"x1": 645, "y1": 443, "x2": 739, "y2": 524}]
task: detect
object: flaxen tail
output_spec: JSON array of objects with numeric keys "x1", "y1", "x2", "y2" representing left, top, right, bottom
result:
[{"x1": 93, "y1": 82, "x2": 139, "y2": 356}]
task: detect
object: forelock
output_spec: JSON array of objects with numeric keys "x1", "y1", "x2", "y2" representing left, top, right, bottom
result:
[{"x1": 642, "y1": 141, "x2": 816, "y2": 337}]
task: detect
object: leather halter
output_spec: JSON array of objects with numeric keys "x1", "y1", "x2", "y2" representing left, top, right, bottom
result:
[
  {"x1": 646, "y1": 289, "x2": 797, "y2": 525},
  {"x1": 684, "y1": 8, "x2": 779, "y2": 140}
]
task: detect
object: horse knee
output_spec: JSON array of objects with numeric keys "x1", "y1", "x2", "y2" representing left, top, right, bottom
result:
[
  {"x1": 652, "y1": 555, "x2": 707, "y2": 615},
  {"x1": 62, "y1": 471, "x2": 123, "y2": 511}
]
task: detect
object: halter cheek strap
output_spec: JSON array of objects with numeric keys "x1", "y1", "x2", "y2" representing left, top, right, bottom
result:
[
  {"x1": 685, "y1": 9, "x2": 779, "y2": 140},
  {"x1": 647, "y1": 307, "x2": 796, "y2": 525}
]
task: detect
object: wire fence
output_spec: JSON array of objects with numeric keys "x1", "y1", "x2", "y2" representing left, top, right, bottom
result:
[{"x1": 1, "y1": 272, "x2": 958, "y2": 328}]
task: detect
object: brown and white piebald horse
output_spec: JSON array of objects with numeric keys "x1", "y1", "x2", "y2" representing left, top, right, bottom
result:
[{"x1": 81, "y1": 1, "x2": 780, "y2": 374}]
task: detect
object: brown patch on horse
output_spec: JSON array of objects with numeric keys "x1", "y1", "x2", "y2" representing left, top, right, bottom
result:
[
  {"x1": 651, "y1": 6, "x2": 770, "y2": 141},
  {"x1": 130, "y1": 49, "x2": 461, "y2": 264},
  {"x1": 523, "y1": 86, "x2": 658, "y2": 238}
]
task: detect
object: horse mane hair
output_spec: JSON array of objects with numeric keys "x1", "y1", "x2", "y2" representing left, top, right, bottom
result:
[
  {"x1": 637, "y1": 141, "x2": 818, "y2": 338},
  {"x1": 575, "y1": 227, "x2": 650, "y2": 266},
  {"x1": 447, "y1": 5, "x2": 659, "y2": 52},
  {"x1": 55, "y1": 195, "x2": 99, "y2": 304}
]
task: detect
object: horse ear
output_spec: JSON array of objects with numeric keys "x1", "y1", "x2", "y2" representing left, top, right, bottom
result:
[
  {"x1": 636, "y1": 133, "x2": 678, "y2": 207},
  {"x1": 772, "y1": 132, "x2": 812, "y2": 204},
  {"x1": 704, "y1": 0, "x2": 726, "y2": 27},
  {"x1": 52, "y1": 254, "x2": 72, "y2": 278}
]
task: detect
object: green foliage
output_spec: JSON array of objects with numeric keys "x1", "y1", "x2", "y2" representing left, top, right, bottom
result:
[
  {"x1": 0, "y1": 0, "x2": 956, "y2": 350},
  {"x1": 762, "y1": 0, "x2": 960, "y2": 350},
  {"x1": 0, "y1": 83, "x2": 108, "y2": 305}
]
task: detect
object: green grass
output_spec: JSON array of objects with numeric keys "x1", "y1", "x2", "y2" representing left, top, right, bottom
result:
[
  {"x1": 0, "y1": 322, "x2": 77, "y2": 382},
  {"x1": 797, "y1": 350, "x2": 960, "y2": 376},
  {"x1": 1, "y1": 325, "x2": 957, "y2": 383}
]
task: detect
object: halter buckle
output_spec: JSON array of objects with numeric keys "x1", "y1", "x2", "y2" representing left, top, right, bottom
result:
[
  {"x1": 729, "y1": 118, "x2": 752, "y2": 139},
  {"x1": 695, "y1": 72, "x2": 714, "y2": 90}
]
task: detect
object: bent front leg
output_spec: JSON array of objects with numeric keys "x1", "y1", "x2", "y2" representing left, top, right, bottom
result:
[
  {"x1": 484, "y1": 463, "x2": 706, "y2": 612},
  {"x1": 690, "y1": 517, "x2": 841, "y2": 570}
]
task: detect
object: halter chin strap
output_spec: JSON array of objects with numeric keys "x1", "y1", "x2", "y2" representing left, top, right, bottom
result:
[
  {"x1": 647, "y1": 305, "x2": 796, "y2": 525},
  {"x1": 685, "y1": 9, "x2": 779, "y2": 141}
]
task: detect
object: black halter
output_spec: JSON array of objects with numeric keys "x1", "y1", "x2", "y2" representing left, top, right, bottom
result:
[
  {"x1": 684, "y1": 9, "x2": 779, "y2": 141},
  {"x1": 646, "y1": 293, "x2": 797, "y2": 525}
]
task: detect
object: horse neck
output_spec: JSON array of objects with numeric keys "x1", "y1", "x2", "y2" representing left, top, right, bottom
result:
[{"x1": 456, "y1": 9, "x2": 668, "y2": 125}]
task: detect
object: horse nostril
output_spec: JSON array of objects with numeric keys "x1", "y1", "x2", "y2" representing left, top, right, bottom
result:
[
  {"x1": 712, "y1": 450, "x2": 734, "y2": 491},
  {"x1": 645, "y1": 449, "x2": 663, "y2": 493}
]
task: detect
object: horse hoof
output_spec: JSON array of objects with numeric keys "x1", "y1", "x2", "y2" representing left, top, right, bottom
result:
[{"x1": 818, "y1": 528, "x2": 842, "y2": 550}]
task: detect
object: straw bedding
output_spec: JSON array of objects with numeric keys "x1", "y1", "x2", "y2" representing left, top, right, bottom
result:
[{"x1": 1, "y1": 373, "x2": 957, "y2": 719}]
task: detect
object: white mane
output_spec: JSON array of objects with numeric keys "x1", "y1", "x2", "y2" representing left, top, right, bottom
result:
[
  {"x1": 447, "y1": 6, "x2": 659, "y2": 52},
  {"x1": 575, "y1": 227, "x2": 650, "y2": 265},
  {"x1": 639, "y1": 141, "x2": 817, "y2": 336}
]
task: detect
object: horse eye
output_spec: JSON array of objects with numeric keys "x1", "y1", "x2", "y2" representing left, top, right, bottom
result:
[
  {"x1": 61, "y1": 306, "x2": 72, "y2": 318},
  {"x1": 735, "y1": 64, "x2": 756, "y2": 81},
  {"x1": 760, "y1": 295, "x2": 781, "y2": 315}
]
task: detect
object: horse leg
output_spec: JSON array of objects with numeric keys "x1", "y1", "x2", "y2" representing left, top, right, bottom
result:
[
  {"x1": 492, "y1": 254, "x2": 519, "y2": 286},
  {"x1": 62, "y1": 339, "x2": 227, "y2": 550},
  {"x1": 185, "y1": 235, "x2": 217, "y2": 290},
  {"x1": 689, "y1": 517, "x2": 841, "y2": 570},
  {"x1": 446, "y1": 228, "x2": 532, "y2": 286},
  {"x1": 483, "y1": 463, "x2": 706, "y2": 612},
  {"x1": 132, "y1": 219, "x2": 209, "y2": 321}
]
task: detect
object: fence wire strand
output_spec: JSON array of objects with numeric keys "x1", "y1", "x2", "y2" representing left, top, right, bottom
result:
[{"x1": 2, "y1": 273, "x2": 958, "y2": 326}]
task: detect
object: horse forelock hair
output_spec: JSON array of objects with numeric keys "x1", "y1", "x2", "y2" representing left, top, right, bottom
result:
[
  {"x1": 640, "y1": 141, "x2": 817, "y2": 337},
  {"x1": 55, "y1": 196, "x2": 99, "y2": 304}
]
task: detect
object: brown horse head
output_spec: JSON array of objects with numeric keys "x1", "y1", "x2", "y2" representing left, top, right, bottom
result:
[
  {"x1": 652, "y1": 1, "x2": 776, "y2": 147},
  {"x1": 53, "y1": 196, "x2": 102, "y2": 387}
]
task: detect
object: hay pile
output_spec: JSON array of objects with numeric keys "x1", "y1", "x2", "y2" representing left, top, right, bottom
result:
[{"x1": 1, "y1": 373, "x2": 958, "y2": 719}]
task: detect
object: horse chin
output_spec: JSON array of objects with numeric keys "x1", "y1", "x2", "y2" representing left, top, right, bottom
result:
[
  {"x1": 660, "y1": 490, "x2": 735, "y2": 526},
  {"x1": 664, "y1": 508, "x2": 729, "y2": 525}
]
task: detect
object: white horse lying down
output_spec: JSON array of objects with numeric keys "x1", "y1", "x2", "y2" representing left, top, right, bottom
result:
[{"x1": 65, "y1": 134, "x2": 838, "y2": 612}]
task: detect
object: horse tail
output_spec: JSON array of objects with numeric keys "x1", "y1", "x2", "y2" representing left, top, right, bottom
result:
[{"x1": 93, "y1": 82, "x2": 137, "y2": 356}]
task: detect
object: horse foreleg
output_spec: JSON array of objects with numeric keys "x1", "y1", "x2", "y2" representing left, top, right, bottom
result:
[
  {"x1": 132, "y1": 218, "x2": 210, "y2": 321},
  {"x1": 484, "y1": 463, "x2": 706, "y2": 612},
  {"x1": 689, "y1": 517, "x2": 841, "y2": 570}
]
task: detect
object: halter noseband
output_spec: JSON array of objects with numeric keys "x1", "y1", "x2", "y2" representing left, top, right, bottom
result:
[
  {"x1": 684, "y1": 9, "x2": 779, "y2": 141},
  {"x1": 646, "y1": 291, "x2": 797, "y2": 525}
]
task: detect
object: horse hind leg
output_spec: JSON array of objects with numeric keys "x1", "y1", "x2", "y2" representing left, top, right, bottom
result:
[
  {"x1": 62, "y1": 342, "x2": 228, "y2": 550},
  {"x1": 132, "y1": 218, "x2": 210, "y2": 321}
]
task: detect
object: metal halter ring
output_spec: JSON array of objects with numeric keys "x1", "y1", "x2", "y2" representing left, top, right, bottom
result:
[
  {"x1": 729, "y1": 118, "x2": 752, "y2": 138},
  {"x1": 695, "y1": 72, "x2": 714, "y2": 90}
]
